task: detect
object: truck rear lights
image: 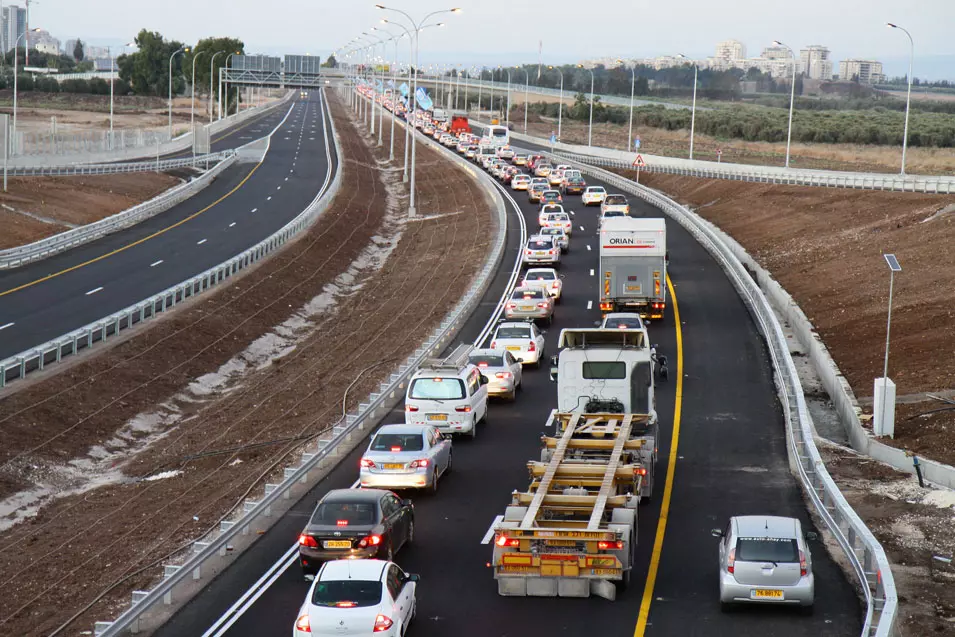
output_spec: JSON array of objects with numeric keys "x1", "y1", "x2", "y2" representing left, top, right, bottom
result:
[
  {"x1": 598, "y1": 540, "x2": 625, "y2": 550},
  {"x1": 495, "y1": 535, "x2": 520, "y2": 547},
  {"x1": 600, "y1": 302, "x2": 613, "y2": 311},
  {"x1": 633, "y1": 467, "x2": 647, "y2": 476},
  {"x1": 298, "y1": 534, "x2": 319, "y2": 548}
]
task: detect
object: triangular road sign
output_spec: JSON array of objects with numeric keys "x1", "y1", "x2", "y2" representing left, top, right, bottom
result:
[{"x1": 632, "y1": 154, "x2": 646, "y2": 168}]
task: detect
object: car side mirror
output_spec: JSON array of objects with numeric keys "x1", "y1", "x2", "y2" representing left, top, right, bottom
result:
[
  {"x1": 806, "y1": 531, "x2": 818, "y2": 542},
  {"x1": 407, "y1": 573, "x2": 421, "y2": 583},
  {"x1": 401, "y1": 499, "x2": 413, "y2": 508},
  {"x1": 711, "y1": 528, "x2": 724, "y2": 538},
  {"x1": 480, "y1": 375, "x2": 489, "y2": 385}
]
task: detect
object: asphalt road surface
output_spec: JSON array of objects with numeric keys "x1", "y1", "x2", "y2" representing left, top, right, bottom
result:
[
  {"x1": 151, "y1": 124, "x2": 862, "y2": 637},
  {"x1": 0, "y1": 91, "x2": 336, "y2": 360}
]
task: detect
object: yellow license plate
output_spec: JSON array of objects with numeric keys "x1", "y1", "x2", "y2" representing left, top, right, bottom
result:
[
  {"x1": 427, "y1": 414, "x2": 447, "y2": 421},
  {"x1": 519, "y1": 305, "x2": 535, "y2": 311},
  {"x1": 505, "y1": 346, "x2": 522, "y2": 351},
  {"x1": 592, "y1": 568, "x2": 621, "y2": 577},
  {"x1": 323, "y1": 540, "x2": 351, "y2": 549},
  {"x1": 753, "y1": 589, "x2": 784, "y2": 599},
  {"x1": 625, "y1": 285, "x2": 642, "y2": 293},
  {"x1": 383, "y1": 463, "x2": 404, "y2": 470}
]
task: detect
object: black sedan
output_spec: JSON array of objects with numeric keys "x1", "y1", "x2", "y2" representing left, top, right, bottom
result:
[{"x1": 297, "y1": 488, "x2": 414, "y2": 578}]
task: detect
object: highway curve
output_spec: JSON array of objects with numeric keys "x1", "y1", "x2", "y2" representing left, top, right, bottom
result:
[
  {"x1": 0, "y1": 91, "x2": 335, "y2": 361},
  {"x1": 151, "y1": 126, "x2": 862, "y2": 636}
]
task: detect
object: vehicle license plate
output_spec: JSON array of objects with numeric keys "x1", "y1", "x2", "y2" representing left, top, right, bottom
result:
[
  {"x1": 753, "y1": 589, "x2": 784, "y2": 599},
  {"x1": 519, "y1": 305, "x2": 535, "y2": 311},
  {"x1": 427, "y1": 414, "x2": 448, "y2": 421},
  {"x1": 323, "y1": 540, "x2": 351, "y2": 549},
  {"x1": 505, "y1": 346, "x2": 522, "y2": 351},
  {"x1": 625, "y1": 284, "x2": 642, "y2": 293},
  {"x1": 383, "y1": 463, "x2": 404, "y2": 470},
  {"x1": 592, "y1": 568, "x2": 621, "y2": 577}
]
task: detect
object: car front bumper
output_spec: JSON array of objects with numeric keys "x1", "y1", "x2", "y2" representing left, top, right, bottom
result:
[{"x1": 719, "y1": 572, "x2": 814, "y2": 606}]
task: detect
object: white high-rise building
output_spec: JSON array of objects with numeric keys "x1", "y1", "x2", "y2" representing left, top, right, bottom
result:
[
  {"x1": 715, "y1": 39, "x2": 746, "y2": 67},
  {"x1": 839, "y1": 59, "x2": 884, "y2": 84},
  {"x1": 2, "y1": 4, "x2": 26, "y2": 54},
  {"x1": 799, "y1": 45, "x2": 832, "y2": 80}
]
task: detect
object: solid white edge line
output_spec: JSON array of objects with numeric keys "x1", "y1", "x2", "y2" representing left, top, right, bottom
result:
[
  {"x1": 0, "y1": 322, "x2": 14, "y2": 330},
  {"x1": 481, "y1": 515, "x2": 504, "y2": 545},
  {"x1": 150, "y1": 260, "x2": 163, "y2": 267},
  {"x1": 85, "y1": 287, "x2": 103, "y2": 296},
  {"x1": 590, "y1": 269, "x2": 594, "y2": 276}
]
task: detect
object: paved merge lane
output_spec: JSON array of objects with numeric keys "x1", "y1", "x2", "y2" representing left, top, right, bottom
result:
[
  {"x1": 0, "y1": 92, "x2": 335, "y2": 360},
  {"x1": 153, "y1": 137, "x2": 861, "y2": 636}
]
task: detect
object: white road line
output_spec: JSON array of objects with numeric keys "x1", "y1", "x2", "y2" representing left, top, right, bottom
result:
[
  {"x1": 481, "y1": 515, "x2": 504, "y2": 544},
  {"x1": 285, "y1": 177, "x2": 289, "y2": 181},
  {"x1": 85, "y1": 287, "x2": 103, "y2": 296},
  {"x1": 251, "y1": 208, "x2": 258, "y2": 213},
  {"x1": 0, "y1": 322, "x2": 14, "y2": 331},
  {"x1": 579, "y1": 225, "x2": 585, "y2": 231},
  {"x1": 587, "y1": 244, "x2": 592, "y2": 251},
  {"x1": 587, "y1": 300, "x2": 593, "y2": 310},
  {"x1": 150, "y1": 260, "x2": 164, "y2": 267},
  {"x1": 229, "y1": 222, "x2": 236, "y2": 228},
  {"x1": 267, "y1": 196, "x2": 272, "y2": 201},
  {"x1": 277, "y1": 186, "x2": 281, "y2": 190},
  {"x1": 590, "y1": 269, "x2": 595, "y2": 276},
  {"x1": 197, "y1": 239, "x2": 207, "y2": 245}
]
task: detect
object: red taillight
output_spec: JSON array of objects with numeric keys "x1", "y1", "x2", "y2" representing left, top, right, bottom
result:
[
  {"x1": 455, "y1": 405, "x2": 472, "y2": 413},
  {"x1": 405, "y1": 405, "x2": 419, "y2": 412},
  {"x1": 600, "y1": 302, "x2": 613, "y2": 311},
  {"x1": 336, "y1": 519, "x2": 349, "y2": 527},
  {"x1": 495, "y1": 534, "x2": 520, "y2": 547},
  {"x1": 390, "y1": 446, "x2": 402, "y2": 452},
  {"x1": 360, "y1": 458, "x2": 376, "y2": 469},
  {"x1": 527, "y1": 341, "x2": 536, "y2": 352},
  {"x1": 373, "y1": 614, "x2": 394, "y2": 632},
  {"x1": 298, "y1": 534, "x2": 318, "y2": 548},
  {"x1": 727, "y1": 548, "x2": 736, "y2": 574},
  {"x1": 525, "y1": 250, "x2": 533, "y2": 256},
  {"x1": 634, "y1": 467, "x2": 647, "y2": 476},
  {"x1": 295, "y1": 612, "x2": 312, "y2": 632},
  {"x1": 495, "y1": 372, "x2": 511, "y2": 379},
  {"x1": 799, "y1": 550, "x2": 808, "y2": 576},
  {"x1": 598, "y1": 540, "x2": 625, "y2": 550},
  {"x1": 409, "y1": 458, "x2": 430, "y2": 468},
  {"x1": 491, "y1": 341, "x2": 497, "y2": 349},
  {"x1": 537, "y1": 302, "x2": 549, "y2": 309},
  {"x1": 336, "y1": 601, "x2": 357, "y2": 608},
  {"x1": 358, "y1": 534, "x2": 382, "y2": 548},
  {"x1": 548, "y1": 250, "x2": 556, "y2": 255},
  {"x1": 477, "y1": 362, "x2": 488, "y2": 368},
  {"x1": 506, "y1": 303, "x2": 517, "y2": 310}
]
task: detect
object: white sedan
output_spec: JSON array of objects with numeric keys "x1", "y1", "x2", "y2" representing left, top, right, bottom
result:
[
  {"x1": 538, "y1": 203, "x2": 565, "y2": 226},
  {"x1": 522, "y1": 267, "x2": 563, "y2": 302},
  {"x1": 490, "y1": 321, "x2": 547, "y2": 367},
  {"x1": 582, "y1": 186, "x2": 607, "y2": 206},
  {"x1": 469, "y1": 348, "x2": 523, "y2": 400},
  {"x1": 294, "y1": 559, "x2": 418, "y2": 637},
  {"x1": 359, "y1": 424, "x2": 452, "y2": 493},
  {"x1": 511, "y1": 175, "x2": 531, "y2": 191},
  {"x1": 540, "y1": 211, "x2": 573, "y2": 236}
]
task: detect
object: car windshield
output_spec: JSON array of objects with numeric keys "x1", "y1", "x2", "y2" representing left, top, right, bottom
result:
[
  {"x1": 527, "y1": 240, "x2": 552, "y2": 250},
  {"x1": 310, "y1": 501, "x2": 377, "y2": 526},
  {"x1": 606, "y1": 318, "x2": 643, "y2": 329},
  {"x1": 525, "y1": 271, "x2": 556, "y2": 281},
  {"x1": 606, "y1": 195, "x2": 627, "y2": 205},
  {"x1": 312, "y1": 580, "x2": 383, "y2": 608},
  {"x1": 370, "y1": 433, "x2": 425, "y2": 452},
  {"x1": 511, "y1": 289, "x2": 544, "y2": 300},
  {"x1": 496, "y1": 326, "x2": 531, "y2": 339},
  {"x1": 736, "y1": 537, "x2": 800, "y2": 563},
  {"x1": 492, "y1": 129, "x2": 507, "y2": 137},
  {"x1": 603, "y1": 210, "x2": 625, "y2": 218},
  {"x1": 409, "y1": 377, "x2": 466, "y2": 400},
  {"x1": 470, "y1": 355, "x2": 505, "y2": 367}
]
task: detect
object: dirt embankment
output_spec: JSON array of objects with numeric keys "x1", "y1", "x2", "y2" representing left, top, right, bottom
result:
[
  {"x1": 625, "y1": 171, "x2": 955, "y2": 466},
  {"x1": 0, "y1": 172, "x2": 183, "y2": 249},
  {"x1": 0, "y1": 92, "x2": 492, "y2": 636}
]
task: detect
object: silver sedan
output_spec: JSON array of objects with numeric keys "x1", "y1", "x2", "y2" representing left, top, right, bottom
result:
[
  {"x1": 504, "y1": 287, "x2": 555, "y2": 324},
  {"x1": 468, "y1": 348, "x2": 523, "y2": 400},
  {"x1": 359, "y1": 424, "x2": 452, "y2": 493}
]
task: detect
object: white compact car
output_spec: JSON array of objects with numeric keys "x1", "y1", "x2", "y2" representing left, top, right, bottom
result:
[
  {"x1": 540, "y1": 211, "x2": 573, "y2": 236},
  {"x1": 523, "y1": 236, "x2": 561, "y2": 267},
  {"x1": 293, "y1": 559, "x2": 418, "y2": 637},
  {"x1": 538, "y1": 226, "x2": 569, "y2": 252},
  {"x1": 404, "y1": 348, "x2": 488, "y2": 439},
  {"x1": 601, "y1": 193, "x2": 631, "y2": 216},
  {"x1": 511, "y1": 175, "x2": 531, "y2": 191},
  {"x1": 490, "y1": 321, "x2": 547, "y2": 367},
  {"x1": 582, "y1": 185, "x2": 607, "y2": 206},
  {"x1": 469, "y1": 348, "x2": 523, "y2": 400},
  {"x1": 522, "y1": 267, "x2": 563, "y2": 302},
  {"x1": 359, "y1": 424, "x2": 452, "y2": 492},
  {"x1": 496, "y1": 145, "x2": 515, "y2": 159},
  {"x1": 538, "y1": 203, "x2": 565, "y2": 226}
]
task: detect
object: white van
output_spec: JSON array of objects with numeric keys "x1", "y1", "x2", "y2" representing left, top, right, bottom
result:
[
  {"x1": 405, "y1": 345, "x2": 489, "y2": 439},
  {"x1": 482, "y1": 124, "x2": 509, "y2": 148}
]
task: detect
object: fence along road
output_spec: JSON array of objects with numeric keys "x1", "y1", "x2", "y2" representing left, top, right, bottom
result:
[
  {"x1": 149, "y1": 114, "x2": 862, "y2": 637},
  {"x1": 0, "y1": 92, "x2": 333, "y2": 374}
]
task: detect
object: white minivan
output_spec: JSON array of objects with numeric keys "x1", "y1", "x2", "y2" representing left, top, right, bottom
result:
[{"x1": 405, "y1": 345, "x2": 489, "y2": 439}]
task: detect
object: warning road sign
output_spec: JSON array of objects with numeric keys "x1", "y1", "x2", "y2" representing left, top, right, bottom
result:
[{"x1": 632, "y1": 154, "x2": 646, "y2": 168}]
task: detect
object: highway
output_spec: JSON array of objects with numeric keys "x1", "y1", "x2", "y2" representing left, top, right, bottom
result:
[
  {"x1": 0, "y1": 91, "x2": 336, "y2": 361},
  {"x1": 150, "y1": 118, "x2": 862, "y2": 636}
]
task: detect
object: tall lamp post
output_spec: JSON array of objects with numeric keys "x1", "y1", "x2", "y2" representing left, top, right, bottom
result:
[
  {"x1": 209, "y1": 50, "x2": 224, "y2": 124},
  {"x1": 577, "y1": 64, "x2": 595, "y2": 147},
  {"x1": 190, "y1": 50, "x2": 206, "y2": 141},
  {"x1": 366, "y1": 31, "x2": 391, "y2": 145},
  {"x1": 501, "y1": 66, "x2": 512, "y2": 128},
  {"x1": 220, "y1": 51, "x2": 241, "y2": 120},
  {"x1": 548, "y1": 65, "x2": 564, "y2": 141},
  {"x1": 519, "y1": 67, "x2": 529, "y2": 134},
  {"x1": 107, "y1": 42, "x2": 134, "y2": 149},
  {"x1": 677, "y1": 54, "x2": 699, "y2": 159},
  {"x1": 876, "y1": 254, "x2": 902, "y2": 438},
  {"x1": 12, "y1": 28, "x2": 41, "y2": 150},
  {"x1": 168, "y1": 45, "x2": 188, "y2": 139},
  {"x1": 772, "y1": 40, "x2": 796, "y2": 168},
  {"x1": 616, "y1": 58, "x2": 635, "y2": 151},
  {"x1": 376, "y1": 4, "x2": 462, "y2": 217},
  {"x1": 887, "y1": 23, "x2": 914, "y2": 175},
  {"x1": 375, "y1": 25, "x2": 405, "y2": 161}
]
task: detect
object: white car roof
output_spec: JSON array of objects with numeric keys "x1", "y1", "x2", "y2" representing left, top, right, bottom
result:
[
  {"x1": 470, "y1": 347, "x2": 509, "y2": 357},
  {"x1": 320, "y1": 558, "x2": 388, "y2": 581},
  {"x1": 374, "y1": 423, "x2": 432, "y2": 435},
  {"x1": 496, "y1": 321, "x2": 533, "y2": 330},
  {"x1": 525, "y1": 267, "x2": 558, "y2": 275}
]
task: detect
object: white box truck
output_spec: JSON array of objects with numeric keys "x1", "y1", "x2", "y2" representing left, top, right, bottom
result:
[{"x1": 598, "y1": 217, "x2": 667, "y2": 321}]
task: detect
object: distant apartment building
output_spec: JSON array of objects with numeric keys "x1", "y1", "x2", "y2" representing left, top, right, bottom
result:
[
  {"x1": 32, "y1": 29, "x2": 59, "y2": 55},
  {"x1": 714, "y1": 39, "x2": 746, "y2": 68},
  {"x1": 1, "y1": 4, "x2": 26, "y2": 53},
  {"x1": 799, "y1": 45, "x2": 833, "y2": 80},
  {"x1": 838, "y1": 59, "x2": 884, "y2": 84}
]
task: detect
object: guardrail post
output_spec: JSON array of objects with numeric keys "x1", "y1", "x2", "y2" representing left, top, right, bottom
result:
[
  {"x1": 162, "y1": 565, "x2": 181, "y2": 604},
  {"x1": 94, "y1": 621, "x2": 113, "y2": 636},
  {"x1": 263, "y1": 484, "x2": 278, "y2": 516},
  {"x1": 192, "y1": 541, "x2": 210, "y2": 579}
]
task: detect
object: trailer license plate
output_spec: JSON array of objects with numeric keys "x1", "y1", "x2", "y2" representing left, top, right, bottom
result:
[
  {"x1": 546, "y1": 540, "x2": 577, "y2": 547},
  {"x1": 753, "y1": 589, "x2": 784, "y2": 599},
  {"x1": 323, "y1": 540, "x2": 351, "y2": 549},
  {"x1": 592, "y1": 568, "x2": 621, "y2": 577},
  {"x1": 625, "y1": 284, "x2": 642, "y2": 293}
]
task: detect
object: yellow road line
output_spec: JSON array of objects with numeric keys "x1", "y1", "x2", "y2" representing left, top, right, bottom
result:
[
  {"x1": 633, "y1": 274, "x2": 684, "y2": 636},
  {"x1": 0, "y1": 161, "x2": 264, "y2": 299}
]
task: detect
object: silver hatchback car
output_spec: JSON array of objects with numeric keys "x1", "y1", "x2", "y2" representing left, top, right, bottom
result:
[
  {"x1": 712, "y1": 515, "x2": 816, "y2": 612},
  {"x1": 359, "y1": 424, "x2": 452, "y2": 493},
  {"x1": 504, "y1": 287, "x2": 555, "y2": 324}
]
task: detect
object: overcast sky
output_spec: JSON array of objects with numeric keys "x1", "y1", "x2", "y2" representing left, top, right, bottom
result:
[{"x1": 36, "y1": 0, "x2": 955, "y2": 79}]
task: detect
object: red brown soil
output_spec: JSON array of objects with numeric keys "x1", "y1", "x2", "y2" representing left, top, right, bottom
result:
[
  {"x1": 0, "y1": 172, "x2": 182, "y2": 248},
  {"x1": 620, "y1": 170, "x2": 955, "y2": 466},
  {"x1": 0, "y1": 94, "x2": 492, "y2": 635}
]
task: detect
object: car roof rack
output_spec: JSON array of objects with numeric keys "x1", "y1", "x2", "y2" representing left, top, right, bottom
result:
[{"x1": 417, "y1": 343, "x2": 473, "y2": 373}]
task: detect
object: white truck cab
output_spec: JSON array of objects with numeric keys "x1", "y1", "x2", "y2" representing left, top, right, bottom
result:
[{"x1": 405, "y1": 344, "x2": 489, "y2": 439}]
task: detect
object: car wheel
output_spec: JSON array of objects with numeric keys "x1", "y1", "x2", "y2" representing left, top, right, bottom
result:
[
  {"x1": 445, "y1": 451, "x2": 453, "y2": 475},
  {"x1": 430, "y1": 469, "x2": 439, "y2": 495},
  {"x1": 406, "y1": 519, "x2": 415, "y2": 545},
  {"x1": 380, "y1": 541, "x2": 394, "y2": 562},
  {"x1": 469, "y1": 417, "x2": 478, "y2": 439}
]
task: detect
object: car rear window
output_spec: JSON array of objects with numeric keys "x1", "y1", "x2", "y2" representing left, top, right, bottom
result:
[
  {"x1": 554, "y1": 214, "x2": 569, "y2": 221},
  {"x1": 526, "y1": 271, "x2": 556, "y2": 281},
  {"x1": 606, "y1": 195, "x2": 627, "y2": 205},
  {"x1": 496, "y1": 326, "x2": 531, "y2": 339},
  {"x1": 589, "y1": 187, "x2": 606, "y2": 193},
  {"x1": 527, "y1": 240, "x2": 552, "y2": 249},
  {"x1": 470, "y1": 355, "x2": 505, "y2": 367},
  {"x1": 606, "y1": 318, "x2": 643, "y2": 329},
  {"x1": 736, "y1": 537, "x2": 799, "y2": 562},
  {"x1": 370, "y1": 433, "x2": 425, "y2": 452},
  {"x1": 603, "y1": 210, "x2": 625, "y2": 217},
  {"x1": 312, "y1": 580, "x2": 383, "y2": 608},
  {"x1": 409, "y1": 377, "x2": 466, "y2": 400},
  {"x1": 512, "y1": 288, "x2": 544, "y2": 299},
  {"x1": 311, "y1": 501, "x2": 377, "y2": 526}
]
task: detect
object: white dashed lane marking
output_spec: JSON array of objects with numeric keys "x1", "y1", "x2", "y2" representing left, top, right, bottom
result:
[
  {"x1": 197, "y1": 239, "x2": 207, "y2": 245},
  {"x1": 587, "y1": 300, "x2": 593, "y2": 310},
  {"x1": 229, "y1": 222, "x2": 236, "y2": 228},
  {"x1": 251, "y1": 208, "x2": 258, "y2": 213},
  {"x1": 590, "y1": 269, "x2": 594, "y2": 276},
  {"x1": 85, "y1": 287, "x2": 103, "y2": 296},
  {"x1": 0, "y1": 322, "x2": 14, "y2": 331},
  {"x1": 150, "y1": 260, "x2": 164, "y2": 267}
]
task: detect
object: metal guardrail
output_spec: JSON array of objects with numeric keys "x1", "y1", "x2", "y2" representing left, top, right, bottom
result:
[
  {"x1": 499, "y1": 126, "x2": 955, "y2": 193},
  {"x1": 0, "y1": 94, "x2": 313, "y2": 384},
  {"x1": 545, "y1": 152, "x2": 899, "y2": 637},
  {"x1": 92, "y1": 87, "x2": 510, "y2": 637},
  {"x1": 0, "y1": 151, "x2": 236, "y2": 271},
  {"x1": 7, "y1": 150, "x2": 233, "y2": 177}
]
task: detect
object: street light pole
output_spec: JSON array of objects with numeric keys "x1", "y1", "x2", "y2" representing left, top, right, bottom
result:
[
  {"x1": 503, "y1": 67, "x2": 512, "y2": 129},
  {"x1": 877, "y1": 254, "x2": 902, "y2": 438},
  {"x1": 377, "y1": 26, "x2": 405, "y2": 161},
  {"x1": 887, "y1": 23, "x2": 914, "y2": 175},
  {"x1": 190, "y1": 50, "x2": 205, "y2": 148},
  {"x1": 616, "y1": 58, "x2": 635, "y2": 151},
  {"x1": 577, "y1": 64, "x2": 595, "y2": 147},
  {"x1": 169, "y1": 45, "x2": 187, "y2": 140},
  {"x1": 677, "y1": 54, "x2": 699, "y2": 159},
  {"x1": 12, "y1": 28, "x2": 40, "y2": 151},
  {"x1": 549, "y1": 66, "x2": 563, "y2": 141},
  {"x1": 773, "y1": 40, "x2": 796, "y2": 168},
  {"x1": 521, "y1": 68, "x2": 529, "y2": 134},
  {"x1": 209, "y1": 51, "x2": 223, "y2": 124}
]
